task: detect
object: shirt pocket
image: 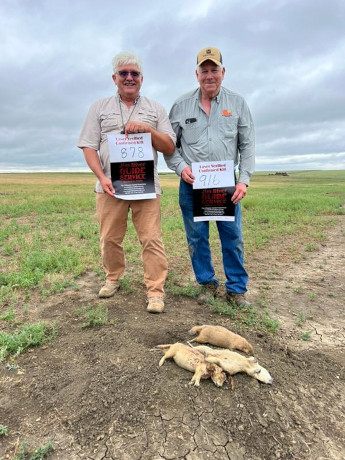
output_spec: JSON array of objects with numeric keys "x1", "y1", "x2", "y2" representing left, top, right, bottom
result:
[
  {"x1": 138, "y1": 110, "x2": 158, "y2": 128},
  {"x1": 222, "y1": 116, "x2": 238, "y2": 138},
  {"x1": 183, "y1": 121, "x2": 204, "y2": 145},
  {"x1": 100, "y1": 112, "x2": 121, "y2": 133}
]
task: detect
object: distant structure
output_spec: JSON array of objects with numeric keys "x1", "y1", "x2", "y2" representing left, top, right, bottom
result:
[{"x1": 268, "y1": 171, "x2": 289, "y2": 176}]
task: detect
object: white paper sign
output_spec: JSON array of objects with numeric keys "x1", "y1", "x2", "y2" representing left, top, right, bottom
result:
[
  {"x1": 192, "y1": 160, "x2": 235, "y2": 189},
  {"x1": 108, "y1": 133, "x2": 153, "y2": 163}
]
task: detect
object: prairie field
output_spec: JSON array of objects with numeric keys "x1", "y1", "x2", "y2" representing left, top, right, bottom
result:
[{"x1": 0, "y1": 170, "x2": 344, "y2": 459}]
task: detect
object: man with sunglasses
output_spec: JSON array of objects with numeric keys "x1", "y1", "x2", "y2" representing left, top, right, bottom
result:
[
  {"x1": 78, "y1": 52, "x2": 176, "y2": 313},
  {"x1": 164, "y1": 47, "x2": 255, "y2": 308}
]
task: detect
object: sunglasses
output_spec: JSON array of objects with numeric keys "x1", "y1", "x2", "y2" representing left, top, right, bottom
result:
[{"x1": 117, "y1": 71, "x2": 141, "y2": 79}]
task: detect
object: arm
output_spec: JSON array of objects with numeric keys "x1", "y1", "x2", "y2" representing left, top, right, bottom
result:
[
  {"x1": 231, "y1": 182, "x2": 247, "y2": 204},
  {"x1": 230, "y1": 99, "x2": 254, "y2": 204},
  {"x1": 237, "y1": 99, "x2": 255, "y2": 186},
  {"x1": 163, "y1": 102, "x2": 190, "y2": 175},
  {"x1": 83, "y1": 148, "x2": 114, "y2": 196}
]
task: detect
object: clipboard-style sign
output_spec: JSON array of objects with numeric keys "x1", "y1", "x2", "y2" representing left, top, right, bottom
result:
[
  {"x1": 108, "y1": 133, "x2": 156, "y2": 200},
  {"x1": 108, "y1": 133, "x2": 154, "y2": 163},
  {"x1": 192, "y1": 160, "x2": 235, "y2": 222},
  {"x1": 192, "y1": 160, "x2": 235, "y2": 189}
]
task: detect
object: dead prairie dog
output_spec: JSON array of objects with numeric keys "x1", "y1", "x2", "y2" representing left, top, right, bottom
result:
[
  {"x1": 194, "y1": 345, "x2": 273, "y2": 384},
  {"x1": 156, "y1": 343, "x2": 226, "y2": 387},
  {"x1": 189, "y1": 325, "x2": 254, "y2": 354}
]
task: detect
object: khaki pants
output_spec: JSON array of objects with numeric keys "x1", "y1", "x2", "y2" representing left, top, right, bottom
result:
[{"x1": 96, "y1": 193, "x2": 168, "y2": 298}]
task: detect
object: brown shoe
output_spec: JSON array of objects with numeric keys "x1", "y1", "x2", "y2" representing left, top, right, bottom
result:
[
  {"x1": 98, "y1": 281, "x2": 120, "y2": 298},
  {"x1": 197, "y1": 282, "x2": 218, "y2": 305},
  {"x1": 147, "y1": 297, "x2": 164, "y2": 314},
  {"x1": 226, "y1": 292, "x2": 251, "y2": 308}
]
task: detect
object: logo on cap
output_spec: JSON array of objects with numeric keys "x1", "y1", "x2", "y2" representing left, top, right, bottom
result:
[{"x1": 197, "y1": 47, "x2": 223, "y2": 66}]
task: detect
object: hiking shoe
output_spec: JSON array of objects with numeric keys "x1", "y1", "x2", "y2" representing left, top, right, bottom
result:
[
  {"x1": 147, "y1": 297, "x2": 165, "y2": 314},
  {"x1": 226, "y1": 292, "x2": 251, "y2": 308},
  {"x1": 98, "y1": 281, "x2": 120, "y2": 298},
  {"x1": 197, "y1": 282, "x2": 218, "y2": 305}
]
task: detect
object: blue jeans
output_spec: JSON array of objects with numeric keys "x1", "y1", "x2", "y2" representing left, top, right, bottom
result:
[{"x1": 179, "y1": 180, "x2": 248, "y2": 294}]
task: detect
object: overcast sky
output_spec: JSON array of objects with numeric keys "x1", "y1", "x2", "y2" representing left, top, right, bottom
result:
[{"x1": 1, "y1": 0, "x2": 344, "y2": 173}]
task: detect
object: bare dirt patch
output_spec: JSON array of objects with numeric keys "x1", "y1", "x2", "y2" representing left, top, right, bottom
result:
[{"x1": 1, "y1": 219, "x2": 344, "y2": 460}]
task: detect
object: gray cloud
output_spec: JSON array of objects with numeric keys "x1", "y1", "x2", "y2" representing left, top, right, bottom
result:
[{"x1": 0, "y1": 0, "x2": 344, "y2": 173}]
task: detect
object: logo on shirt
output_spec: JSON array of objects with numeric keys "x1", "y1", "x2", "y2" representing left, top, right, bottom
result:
[
  {"x1": 222, "y1": 110, "x2": 232, "y2": 117},
  {"x1": 185, "y1": 118, "x2": 197, "y2": 124}
]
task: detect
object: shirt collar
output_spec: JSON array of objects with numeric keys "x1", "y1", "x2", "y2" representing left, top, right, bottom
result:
[
  {"x1": 117, "y1": 92, "x2": 141, "y2": 106},
  {"x1": 196, "y1": 86, "x2": 222, "y2": 103}
]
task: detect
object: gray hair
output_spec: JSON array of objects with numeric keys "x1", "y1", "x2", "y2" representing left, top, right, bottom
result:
[
  {"x1": 112, "y1": 52, "x2": 143, "y2": 74},
  {"x1": 196, "y1": 64, "x2": 224, "y2": 73}
]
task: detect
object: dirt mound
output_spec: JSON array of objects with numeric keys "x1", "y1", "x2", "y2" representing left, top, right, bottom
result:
[{"x1": 1, "y1": 219, "x2": 344, "y2": 459}]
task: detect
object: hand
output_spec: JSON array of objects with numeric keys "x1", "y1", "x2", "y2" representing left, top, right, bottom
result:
[
  {"x1": 125, "y1": 121, "x2": 151, "y2": 135},
  {"x1": 100, "y1": 176, "x2": 115, "y2": 197},
  {"x1": 181, "y1": 167, "x2": 195, "y2": 184},
  {"x1": 231, "y1": 182, "x2": 247, "y2": 204}
]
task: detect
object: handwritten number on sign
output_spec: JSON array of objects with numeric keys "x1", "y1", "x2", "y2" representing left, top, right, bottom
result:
[
  {"x1": 199, "y1": 174, "x2": 220, "y2": 188},
  {"x1": 121, "y1": 147, "x2": 145, "y2": 159}
]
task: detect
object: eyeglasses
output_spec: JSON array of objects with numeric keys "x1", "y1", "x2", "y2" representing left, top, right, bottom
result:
[{"x1": 117, "y1": 71, "x2": 141, "y2": 79}]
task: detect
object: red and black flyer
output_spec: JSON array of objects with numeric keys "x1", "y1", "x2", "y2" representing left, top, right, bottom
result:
[
  {"x1": 192, "y1": 161, "x2": 236, "y2": 222},
  {"x1": 108, "y1": 133, "x2": 156, "y2": 200},
  {"x1": 110, "y1": 160, "x2": 155, "y2": 199},
  {"x1": 193, "y1": 186, "x2": 235, "y2": 221}
]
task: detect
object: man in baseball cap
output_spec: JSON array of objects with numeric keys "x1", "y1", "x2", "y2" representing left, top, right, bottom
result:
[{"x1": 165, "y1": 46, "x2": 255, "y2": 308}]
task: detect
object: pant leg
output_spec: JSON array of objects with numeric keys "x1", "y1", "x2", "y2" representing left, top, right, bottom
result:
[
  {"x1": 130, "y1": 196, "x2": 168, "y2": 298},
  {"x1": 96, "y1": 193, "x2": 129, "y2": 282},
  {"x1": 216, "y1": 203, "x2": 248, "y2": 293},
  {"x1": 179, "y1": 180, "x2": 219, "y2": 286}
]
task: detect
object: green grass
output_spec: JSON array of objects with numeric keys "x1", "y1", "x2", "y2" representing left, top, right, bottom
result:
[
  {"x1": 211, "y1": 298, "x2": 280, "y2": 333},
  {"x1": 12, "y1": 440, "x2": 55, "y2": 460},
  {"x1": 75, "y1": 303, "x2": 110, "y2": 328},
  {"x1": 0, "y1": 170, "x2": 344, "y2": 339},
  {"x1": 300, "y1": 329, "x2": 314, "y2": 341},
  {"x1": 0, "y1": 322, "x2": 56, "y2": 362},
  {"x1": 0, "y1": 306, "x2": 15, "y2": 322},
  {"x1": 296, "y1": 312, "x2": 313, "y2": 327}
]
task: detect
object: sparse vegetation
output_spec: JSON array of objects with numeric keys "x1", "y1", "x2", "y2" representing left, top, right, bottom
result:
[
  {"x1": 305, "y1": 242, "x2": 318, "y2": 252},
  {"x1": 0, "y1": 322, "x2": 56, "y2": 362},
  {"x1": 300, "y1": 329, "x2": 314, "y2": 341},
  {"x1": 210, "y1": 298, "x2": 279, "y2": 333},
  {"x1": 0, "y1": 306, "x2": 15, "y2": 322},
  {"x1": 119, "y1": 275, "x2": 138, "y2": 293},
  {"x1": 13, "y1": 440, "x2": 55, "y2": 460},
  {"x1": 75, "y1": 303, "x2": 110, "y2": 328},
  {"x1": 296, "y1": 312, "x2": 313, "y2": 327},
  {"x1": 165, "y1": 273, "x2": 201, "y2": 297}
]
